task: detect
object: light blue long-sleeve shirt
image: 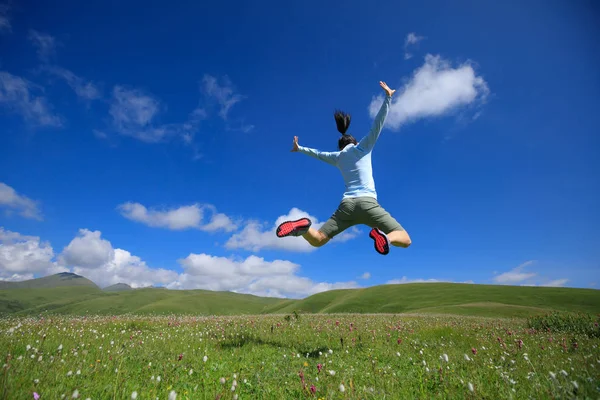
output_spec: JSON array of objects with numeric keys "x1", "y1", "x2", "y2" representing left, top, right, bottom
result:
[{"x1": 298, "y1": 94, "x2": 392, "y2": 200}]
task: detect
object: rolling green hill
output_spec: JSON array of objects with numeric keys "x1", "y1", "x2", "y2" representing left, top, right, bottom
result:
[
  {"x1": 103, "y1": 283, "x2": 133, "y2": 292},
  {"x1": 263, "y1": 283, "x2": 600, "y2": 317},
  {"x1": 1, "y1": 273, "x2": 599, "y2": 318},
  {"x1": 0, "y1": 272, "x2": 99, "y2": 290}
]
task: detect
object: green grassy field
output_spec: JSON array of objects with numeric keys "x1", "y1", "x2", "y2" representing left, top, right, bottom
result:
[
  {"x1": 2, "y1": 278, "x2": 599, "y2": 318},
  {"x1": 1, "y1": 313, "x2": 599, "y2": 399}
]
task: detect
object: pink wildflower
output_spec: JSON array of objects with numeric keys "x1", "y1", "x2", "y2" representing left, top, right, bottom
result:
[
  {"x1": 33, "y1": 393, "x2": 40, "y2": 400},
  {"x1": 471, "y1": 347, "x2": 477, "y2": 355},
  {"x1": 317, "y1": 363, "x2": 322, "y2": 373},
  {"x1": 310, "y1": 385, "x2": 316, "y2": 394}
]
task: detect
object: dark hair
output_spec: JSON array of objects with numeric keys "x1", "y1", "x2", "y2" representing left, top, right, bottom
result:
[{"x1": 334, "y1": 110, "x2": 357, "y2": 150}]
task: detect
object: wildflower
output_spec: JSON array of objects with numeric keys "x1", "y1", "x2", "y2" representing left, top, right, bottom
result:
[
  {"x1": 464, "y1": 354, "x2": 470, "y2": 361},
  {"x1": 157, "y1": 376, "x2": 161, "y2": 382},
  {"x1": 317, "y1": 363, "x2": 322, "y2": 373},
  {"x1": 34, "y1": 393, "x2": 40, "y2": 400},
  {"x1": 472, "y1": 348, "x2": 477, "y2": 355},
  {"x1": 310, "y1": 385, "x2": 316, "y2": 394},
  {"x1": 58, "y1": 344, "x2": 63, "y2": 351},
  {"x1": 572, "y1": 381, "x2": 579, "y2": 390},
  {"x1": 468, "y1": 383, "x2": 474, "y2": 392},
  {"x1": 329, "y1": 349, "x2": 333, "y2": 354},
  {"x1": 72, "y1": 390, "x2": 79, "y2": 398},
  {"x1": 339, "y1": 384, "x2": 345, "y2": 392},
  {"x1": 178, "y1": 353, "x2": 183, "y2": 361},
  {"x1": 131, "y1": 392, "x2": 138, "y2": 399},
  {"x1": 231, "y1": 385, "x2": 235, "y2": 392},
  {"x1": 168, "y1": 391, "x2": 177, "y2": 400},
  {"x1": 189, "y1": 369, "x2": 193, "y2": 375},
  {"x1": 67, "y1": 371, "x2": 73, "y2": 376},
  {"x1": 34, "y1": 379, "x2": 39, "y2": 384},
  {"x1": 549, "y1": 372, "x2": 556, "y2": 379},
  {"x1": 203, "y1": 355, "x2": 208, "y2": 362},
  {"x1": 220, "y1": 377, "x2": 226, "y2": 384},
  {"x1": 560, "y1": 370, "x2": 568, "y2": 376},
  {"x1": 442, "y1": 354, "x2": 449, "y2": 362},
  {"x1": 329, "y1": 370, "x2": 336, "y2": 376}
]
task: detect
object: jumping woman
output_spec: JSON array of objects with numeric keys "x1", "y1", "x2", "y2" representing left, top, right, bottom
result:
[{"x1": 276, "y1": 81, "x2": 412, "y2": 255}]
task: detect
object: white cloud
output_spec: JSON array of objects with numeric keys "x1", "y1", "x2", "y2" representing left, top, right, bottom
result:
[
  {"x1": 493, "y1": 260, "x2": 569, "y2": 287},
  {"x1": 0, "y1": 4, "x2": 10, "y2": 33},
  {"x1": 0, "y1": 227, "x2": 66, "y2": 280},
  {"x1": 108, "y1": 85, "x2": 206, "y2": 143},
  {"x1": 369, "y1": 54, "x2": 489, "y2": 130},
  {"x1": 404, "y1": 32, "x2": 425, "y2": 60},
  {"x1": 43, "y1": 66, "x2": 101, "y2": 101},
  {"x1": 540, "y1": 279, "x2": 569, "y2": 287},
  {"x1": 117, "y1": 202, "x2": 237, "y2": 232},
  {"x1": 170, "y1": 253, "x2": 358, "y2": 298},
  {"x1": 28, "y1": 30, "x2": 58, "y2": 62},
  {"x1": 360, "y1": 272, "x2": 371, "y2": 280},
  {"x1": 0, "y1": 71, "x2": 62, "y2": 127},
  {"x1": 493, "y1": 260, "x2": 537, "y2": 284},
  {"x1": 225, "y1": 207, "x2": 359, "y2": 253},
  {"x1": 201, "y1": 74, "x2": 245, "y2": 120},
  {"x1": 1, "y1": 228, "x2": 358, "y2": 296},
  {"x1": 0, "y1": 182, "x2": 43, "y2": 220},
  {"x1": 386, "y1": 276, "x2": 474, "y2": 284},
  {"x1": 58, "y1": 229, "x2": 178, "y2": 288}
]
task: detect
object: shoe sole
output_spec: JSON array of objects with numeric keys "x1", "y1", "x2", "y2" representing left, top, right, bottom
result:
[
  {"x1": 276, "y1": 218, "x2": 312, "y2": 238},
  {"x1": 369, "y1": 228, "x2": 390, "y2": 255}
]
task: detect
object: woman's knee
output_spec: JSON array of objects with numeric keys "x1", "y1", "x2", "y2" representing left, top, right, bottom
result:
[
  {"x1": 389, "y1": 230, "x2": 411, "y2": 248},
  {"x1": 311, "y1": 231, "x2": 330, "y2": 247}
]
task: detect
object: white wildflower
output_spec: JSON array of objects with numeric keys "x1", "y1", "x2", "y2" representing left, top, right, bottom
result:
[
  {"x1": 131, "y1": 392, "x2": 138, "y2": 399},
  {"x1": 203, "y1": 355, "x2": 208, "y2": 362},
  {"x1": 442, "y1": 354, "x2": 449, "y2": 362},
  {"x1": 464, "y1": 354, "x2": 470, "y2": 361},
  {"x1": 220, "y1": 377, "x2": 226, "y2": 384},
  {"x1": 468, "y1": 382, "x2": 474, "y2": 392},
  {"x1": 168, "y1": 391, "x2": 177, "y2": 400},
  {"x1": 329, "y1": 370, "x2": 336, "y2": 376},
  {"x1": 339, "y1": 384, "x2": 345, "y2": 392}
]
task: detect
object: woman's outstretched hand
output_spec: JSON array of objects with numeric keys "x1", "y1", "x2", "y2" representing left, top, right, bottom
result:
[
  {"x1": 380, "y1": 81, "x2": 396, "y2": 97},
  {"x1": 291, "y1": 136, "x2": 299, "y2": 152}
]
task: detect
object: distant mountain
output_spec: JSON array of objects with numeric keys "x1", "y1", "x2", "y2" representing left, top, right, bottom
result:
[
  {"x1": 0, "y1": 272, "x2": 99, "y2": 290},
  {"x1": 103, "y1": 283, "x2": 132, "y2": 292}
]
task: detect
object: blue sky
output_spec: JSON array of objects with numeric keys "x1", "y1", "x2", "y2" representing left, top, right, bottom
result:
[{"x1": 1, "y1": 0, "x2": 599, "y2": 296}]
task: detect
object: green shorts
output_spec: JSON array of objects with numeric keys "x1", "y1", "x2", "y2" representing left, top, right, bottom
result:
[{"x1": 319, "y1": 196, "x2": 404, "y2": 239}]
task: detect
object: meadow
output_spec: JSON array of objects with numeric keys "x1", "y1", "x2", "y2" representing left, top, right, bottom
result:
[{"x1": 1, "y1": 313, "x2": 599, "y2": 399}]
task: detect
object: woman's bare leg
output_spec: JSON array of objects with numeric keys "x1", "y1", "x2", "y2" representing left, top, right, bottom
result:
[
  {"x1": 387, "y1": 229, "x2": 412, "y2": 248},
  {"x1": 302, "y1": 228, "x2": 330, "y2": 247}
]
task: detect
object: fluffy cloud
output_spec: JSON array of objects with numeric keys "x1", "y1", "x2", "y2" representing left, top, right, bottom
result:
[
  {"x1": 360, "y1": 272, "x2": 371, "y2": 280},
  {"x1": 369, "y1": 54, "x2": 489, "y2": 130},
  {"x1": 201, "y1": 74, "x2": 245, "y2": 120},
  {"x1": 386, "y1": 276, "x2": 474, "y2": 284},
  {"x1": 0, "y1": 4, "x2": 10, "y2": 32},
  {"x1": 404, "y1": 32, "x2": 425, "y2": 60},
  {"x1": 0, "y1": 228, "x2": 66, "y2": 281},
  {"x1": 225, "y1": 207, "x2": 359, "y2": 253},
  {"x1": 0, "y1": 71, "x2": 62, "y2": 127},
  {"x1": 0, "y1": 227, "x2": 359, "y2": 297},
  {"x1": 493, "y1": 260, "x2": 537, "y2": 284},
  {"x1": 0, "y1": 182, "x2": 43, "y2": 220},
  {"x1": 28, "y1": 30, "x2": 58, "y2": 62},
  {"x1": 493, "y1": 260, "x2": 569, "y2": 287},
  {"x1": 108, "y1": 85, "x2": 206, "y2": 143},
  {"x1": 43, "y1": 66, "x2": 101, "y2": 101},
  {"x1": 58, "y1": 229, "x2": 178, "y2": 288},
  {"x1": 170, "y1": 253, "x2": 358, "y2": 298},
  {"x1": 117, "y1": 202, "x2": 237, "y2": 232}
]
